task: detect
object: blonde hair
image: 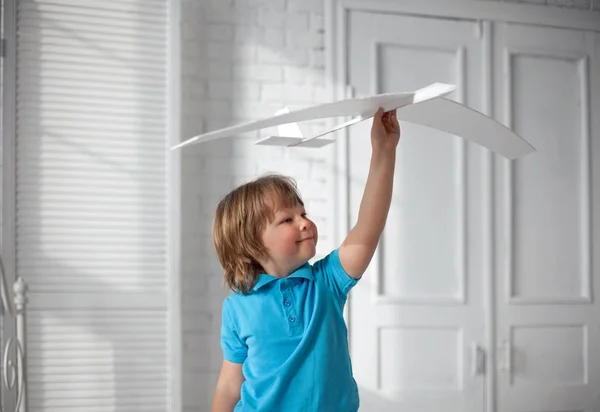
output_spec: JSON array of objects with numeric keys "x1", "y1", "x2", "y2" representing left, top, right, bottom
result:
[{"x1": 212, "y1": 174, "x2": 304, "y2": 294}]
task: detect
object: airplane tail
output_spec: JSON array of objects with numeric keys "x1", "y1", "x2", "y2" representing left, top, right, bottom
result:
[{"x1": 274, "y1": 107, "x2": 304, "y2": 138}]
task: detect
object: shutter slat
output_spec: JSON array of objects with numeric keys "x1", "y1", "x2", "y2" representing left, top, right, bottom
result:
[
  {"x1": 17, "y1": 169, "x2": 165, "y2": 182},
  {"x1": 17, "y1": 85, "x2": 165, "y2": 101},
  {"x1": 23, "y1": 0, "x2": 166, "y2": 11},
  {"x1": 16, "y1": 0, "x2": 169, "y2": 408},
  {"x1": 16, "y1": 268, "x2": 167, "y2": 279},
  {"x1": 17, "y1": 43, "x2": 167, "y2": 64},
  {"x1": 19, "y1": 232, "x2": 168, "y2": 242},
  {"x1": 18, "y1": 76, "x2": 170, "y2": 96},
  {"x1": 18, "y1": 154, "x2": 166, "y2": 168},
  {"x1": 19, "y1": 69, "x2": 165, "y2": 88},
  {"x1": 24, "y1": 407, "x2": 167, "y2": 412},
  {"x1": 28, "y1": 342, "x2": 168, "y2": 351},
  {"x1": 18, "y1": 33, "x2": 166, "y2": 53},
  {"x1": 16, "y1": 137, "x2": 166, "y2": 151},
  {"x1": 19, "y1": 2, "x2": 167, "y2": 24},
  {"x1": 15, "y1": 176, "x2": 166, "y2": 191},
  {"x1": 17, "y1": 215, "x2": 167, "y2": 226},
  {"x1": 19, "y1": 20, "x2": 165, "y2": 43},
  {"x1": 19, "y1": 25, "x2": 166, "y2": 46},
  {"x1": 17, "y1": 208, "x2": 166, "y2": 220},
  {"x1": 18, "y1": 50, "x2": 166, "y2": 72},
  {"x1": 18, "y1": 96, "x2": 166, "y2": 113},
  {"x1": 19, "y1": 62, "x2": 166, "y2": 83},
  {"x1": 29, "y1": 381, "x2": 167, "y2": 391},
  {"x1": 19, "y1": 26, "x2": 166, "y2": 44}
]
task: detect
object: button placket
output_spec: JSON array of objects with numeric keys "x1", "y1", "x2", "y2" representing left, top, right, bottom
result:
[{"x1": 280, "y1": 281, "x2": 299, "y2": 330}]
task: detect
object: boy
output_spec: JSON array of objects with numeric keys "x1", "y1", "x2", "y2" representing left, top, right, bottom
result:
[{"x1": 211, "y1": 108, "x2": 400, "y2": 411}]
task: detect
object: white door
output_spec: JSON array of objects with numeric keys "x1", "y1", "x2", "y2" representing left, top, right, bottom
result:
[
  {"x1": 346, "y1": 12, "x2": 487, "y2": 412},
  {"x1": 493, "y1": 23, "x2": 600, "y2": 412}
]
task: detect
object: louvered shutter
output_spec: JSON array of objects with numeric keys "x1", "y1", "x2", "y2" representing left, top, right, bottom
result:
[{"x1": 15, "y1": 1, "x2": 170, "y2": 411}]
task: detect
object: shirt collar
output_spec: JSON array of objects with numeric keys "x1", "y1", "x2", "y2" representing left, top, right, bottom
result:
[{"x1": 252, "y1": 263, "x2": 314, "y2": 292}]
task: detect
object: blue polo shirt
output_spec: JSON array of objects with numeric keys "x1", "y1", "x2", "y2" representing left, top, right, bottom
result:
[{"x1": 221, "y1": 249, "x2": 360, "y2": 411}]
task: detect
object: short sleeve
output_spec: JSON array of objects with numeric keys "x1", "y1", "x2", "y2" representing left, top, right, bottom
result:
[
  {"x1": 313, "y1": 249, "x2": 359, "y2": 303},
  {"x1": 220, "y1": 299, "x2": 248, "y2": 364}
]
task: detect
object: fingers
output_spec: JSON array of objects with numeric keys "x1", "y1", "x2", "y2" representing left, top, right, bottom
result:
[
  {"x1": 382, "y1": 110, "x2": 391, "y2": 125},
  {"x1": 375, "y1": 108, "x2": 400, "y2": 136},
  {"x1": 384, "y1": 110, "x2": 400, "y2": 136},
  {"x1": 381, "y1": 109, "x2": 396, "y2": 120},
  {"x1": 392, "y1": 110, "x2": 399, "y2": 129},
  {"x1": 381, "y1": 110, "x2": 393, "y2": 124}
]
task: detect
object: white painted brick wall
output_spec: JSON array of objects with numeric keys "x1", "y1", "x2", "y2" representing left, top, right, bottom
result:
[
  {"x1": 179, "y1": 0, "x2": 597, "y2": 410},
  {"x1": 180, "y1": 0, "x2": 331, "y2": 410}
]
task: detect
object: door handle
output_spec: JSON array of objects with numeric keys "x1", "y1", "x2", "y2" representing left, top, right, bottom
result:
[
  {"x1": 497, "y1": 340, "x2": 512, "y2": 373},
  {"x1": 471, "y1": 343, "x2": 485, "y2": 376}
]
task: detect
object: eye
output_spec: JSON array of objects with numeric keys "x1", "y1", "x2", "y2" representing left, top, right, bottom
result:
[{"x1": 281, "y1": 217, "x2": 293, "y2": 224}]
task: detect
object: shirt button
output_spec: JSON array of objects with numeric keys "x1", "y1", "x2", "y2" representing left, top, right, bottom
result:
[
  {"x1": 289, "y1": 316, "x2": 296, "y2": 323},
  {"x1": 281, "y1": 283, "x2": 288, "y2": 290},
  {"x1": 284, "y1": 300, "x2": 291, "y2": 307}
]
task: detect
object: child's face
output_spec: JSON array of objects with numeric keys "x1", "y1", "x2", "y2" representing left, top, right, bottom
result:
[{"x1": 260, "y1": 203, "x2": 318, "y2": 276}]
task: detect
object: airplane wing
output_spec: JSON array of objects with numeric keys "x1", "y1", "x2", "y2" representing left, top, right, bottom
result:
[
  {"x1": 396, "y1": 97, "x2": 535, "y2": 159},
  {"x1": 171, "y1": 80, "x2": 534, "y2": 159},
  {"x1": 256, "y1": 97, "x2": 535, "y2": 160},
  {"x1": 170, "y1": 83, "x2": 456, "y2": 150}
]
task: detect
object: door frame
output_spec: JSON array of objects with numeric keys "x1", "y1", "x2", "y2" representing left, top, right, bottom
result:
[
  {"x1": 168, "y1": 1, "x2": 183, "y2": 411},
  {"x1": 325, "y1": 2, "x2": 600, "y2": 412},
  {"x1": 1, "y1": 0, "x2": 19, "y2": 409}
]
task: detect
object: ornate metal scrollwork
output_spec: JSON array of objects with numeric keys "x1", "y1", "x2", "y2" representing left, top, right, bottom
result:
[
  {"x1": 2, "y1": 336, "x2": 24, "y2": 412},
  {"x1": 0, "y1": 257, "x2": 27, "y2": 412}
]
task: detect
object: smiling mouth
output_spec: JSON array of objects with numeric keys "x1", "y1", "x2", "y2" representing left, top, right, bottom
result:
[{"x1": 297, "y1": 237, "x2": 314, "y2": 243}]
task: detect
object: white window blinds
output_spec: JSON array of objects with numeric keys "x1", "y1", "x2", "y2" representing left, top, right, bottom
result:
[{"x1": 15, "y1": 0, "x2": 170, "y2": 410}]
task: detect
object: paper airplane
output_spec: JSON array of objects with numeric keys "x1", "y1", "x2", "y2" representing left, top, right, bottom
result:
[{"x1": 171, "y1": 83, "x2": 535, "y2": 159}]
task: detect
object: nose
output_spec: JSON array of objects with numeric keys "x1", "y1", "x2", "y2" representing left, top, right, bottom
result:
[{"x1": 299, "y1": 216, "x2": 310, "y2": 230}]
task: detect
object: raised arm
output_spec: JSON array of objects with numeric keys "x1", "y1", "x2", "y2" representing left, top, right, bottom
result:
[{"x1": 338, "y1": 108, "x2": 400, "y2": 279}]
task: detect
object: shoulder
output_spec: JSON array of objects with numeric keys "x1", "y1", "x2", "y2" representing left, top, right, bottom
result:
[
  {"x1": 311, "y1": 249, "x2": 359, "y2": 300},
  {"x1": 222, "y1": 289, "x2": 263, "y2": 316},
  {"x1": 312, "y1": 249, "x2": 344, "y2": 274},
  {"x1": 223, "y1": 290, "x2": 251, "y2": 307},
  {"x1": 221, "y1": 293, "x2": 254, "y2": 332}
]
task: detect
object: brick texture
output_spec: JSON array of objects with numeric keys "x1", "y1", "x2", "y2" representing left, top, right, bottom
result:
[{"x1": 180, "y1": 0, "x2": 332, "y2": 410}]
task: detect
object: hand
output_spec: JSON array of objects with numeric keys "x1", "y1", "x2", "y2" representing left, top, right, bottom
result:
[{"x1": 371, "y1": 108, "x2": 401, "y2": 152}]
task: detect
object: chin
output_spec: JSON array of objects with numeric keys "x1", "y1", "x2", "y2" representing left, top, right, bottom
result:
[
  {"x1": 295, "y1": 239, "x2": 317, "y2": 261},
  {"x1": 298, "y1": 249, "x2": 316, "y2": 262}
]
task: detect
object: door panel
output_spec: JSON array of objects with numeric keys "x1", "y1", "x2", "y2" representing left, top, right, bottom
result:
[
  {"x1": 493, "y1": 23, "x2": 600, "y2": 412},
  {"x1": 347, "y1": 11, "x2": 486, "y2": 412}
]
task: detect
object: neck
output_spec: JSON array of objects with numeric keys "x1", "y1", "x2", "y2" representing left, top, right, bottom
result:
[{"x1": 261, "y1": 261, "x2": 305, "y2": 278}]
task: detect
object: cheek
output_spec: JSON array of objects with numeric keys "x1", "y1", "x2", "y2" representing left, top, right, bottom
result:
[
  {"x1": 279, "y1": 227, "x2": 300, "y2": 248},
  {"x1": 311, "y1": 222, "x2": 319, "y2": 244},
  {"x1": 262, "y1": 227, "x2": 285, "y2": 251}
]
